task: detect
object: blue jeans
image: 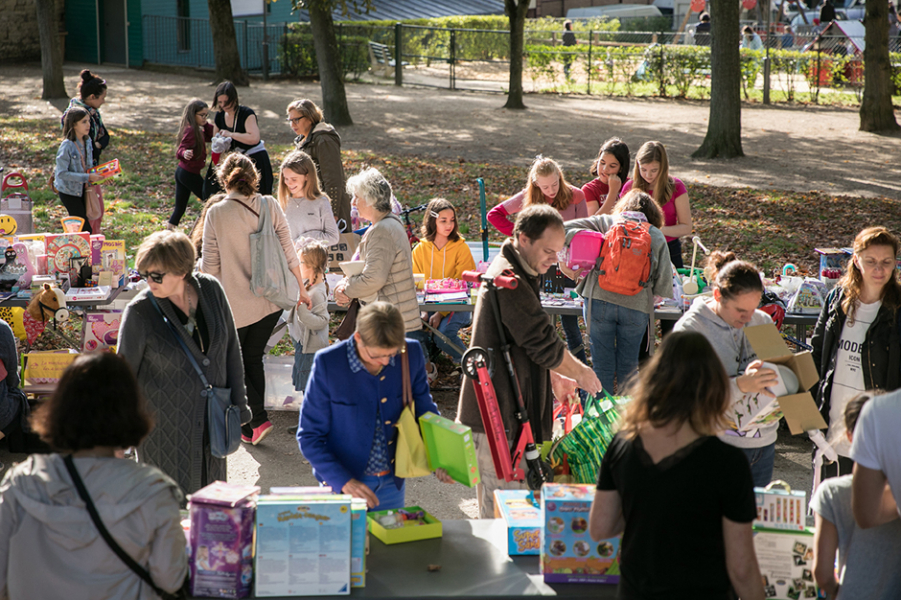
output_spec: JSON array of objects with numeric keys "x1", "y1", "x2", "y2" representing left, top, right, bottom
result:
[
  {"x1": 586, "y1": 299, "x2": 648, "y2": 395},
  {"x1": 560, "y1": 314, "x2": 588, "y2": 364},
  {"x1": 404, "y1": 328, "x2": 431, "y2": 366},
  {"x1": 427, "y1": 311, "x2": 471, "y2": 363},
  {"x1": 359, "y1": 473, "x2": 406, "y2": 511},
  {"x1": 292, "y1": 341, "x2": 315, "y2": 392},
  {"x1": 742, "y1": 442, "x2": 776, "y2": 489}
]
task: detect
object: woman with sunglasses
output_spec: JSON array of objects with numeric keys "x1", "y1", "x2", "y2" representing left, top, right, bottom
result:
[
  {"x1": 287, "y1": 99, "x2": 352, "y2": 231},
  {"x1": 118, "y1": 230, "x2": 249, "y2": 499}
]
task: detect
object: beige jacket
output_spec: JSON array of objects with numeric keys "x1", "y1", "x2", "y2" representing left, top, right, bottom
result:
[
  {"x1": 201, "y1": 192, "x2": 300, "y2": 329},
  {"x1": 344, "y1": 213, "x2": 421, "y2": 332},
  {"x1": 0, "y1": 454, "x2": 188, "y2": 600}
]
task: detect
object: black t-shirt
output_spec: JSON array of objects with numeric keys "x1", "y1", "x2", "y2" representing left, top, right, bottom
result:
[
  {"x1": 597, "y1": 432, "x2": 755, "y2": 600},
  {"x1": 214, "y1": 105, "x2": 257, "y2": 153}
]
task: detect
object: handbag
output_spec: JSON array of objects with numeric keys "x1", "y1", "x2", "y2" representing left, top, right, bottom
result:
[
  {"x1": 393, "y1": 343, "x2": 432, "y2": 478},
  {"x1": 149, "y1": 293, "x2": 241, "y2": 458},
  {"x1": 63, "y1": 454, "x2": 190, "y2": 600},
  {"x1": 334, "y1": 298, "x2": 360, "y2": 341},
  {"x1": 85, "y1": 185, "x2": 102, "y2": 221},
  {"x1": 233, "y1": 194, "x2": 298, "y2": 311},
  {"x1": 550, "y1": 392, "x2": 627, "y2": 484}
]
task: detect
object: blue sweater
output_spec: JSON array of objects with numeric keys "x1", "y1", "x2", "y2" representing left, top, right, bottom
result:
[{"x1": 297, "y1": 338, "x2": 438, "y2": 492}]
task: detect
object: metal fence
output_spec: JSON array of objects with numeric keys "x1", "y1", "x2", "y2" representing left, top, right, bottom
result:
[{"x1": 143, "y1": 15, "x2": 286, "y2": 75}]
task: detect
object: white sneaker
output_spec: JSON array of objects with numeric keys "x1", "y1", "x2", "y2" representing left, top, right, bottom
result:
[{"x1": 426, "y1": 362, "x2": 439, "y2": 385}]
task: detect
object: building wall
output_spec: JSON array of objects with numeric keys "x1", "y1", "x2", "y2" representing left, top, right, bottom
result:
[
  {"x1": 0, "y1": 0, "x2": 66, "y2": 63},
  {"x1": 535, "y1": 0, "x2": 653, "y2": 18}
]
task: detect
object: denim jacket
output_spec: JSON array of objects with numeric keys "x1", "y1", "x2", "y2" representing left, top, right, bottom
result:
[{"x1": 54, "y1": 138, "x2": 92, "y2": 197}]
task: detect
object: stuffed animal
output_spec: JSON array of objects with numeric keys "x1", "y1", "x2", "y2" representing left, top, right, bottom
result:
[{"x1": 20, "y1": 284, "x2": 68, "y2": 346}]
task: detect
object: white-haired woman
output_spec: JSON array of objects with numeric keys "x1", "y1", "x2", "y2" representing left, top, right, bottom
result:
[{"x1": 333, "y1": 168, "x2": 427, "y2": 361}]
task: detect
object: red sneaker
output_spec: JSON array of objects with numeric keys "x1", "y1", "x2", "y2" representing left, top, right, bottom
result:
[{"x1": 246, "y1": 421, "x2": 273, "y2": 446}]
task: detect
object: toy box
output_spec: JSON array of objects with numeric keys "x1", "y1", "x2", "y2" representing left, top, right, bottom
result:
[
  {"x1": 541, "y1": 483, "x2": 620, "y2": 584},
  {"x1": 367, "y1": 506, "x2": 442, "y2": 545},
  {"x1": 493, "y1": 490, "x2": 542, "y2": 556},
  {"x1": 350, "y1": 499, "x2": 367, "y2": 588},
  {"x1": 561, "y1": 229, "x2": 604, "y2": 276},
  {"x1": 255, "y1": 494, "x2": 352, "y2": 597},
  {"x1": 89, "y1": 158, "x2": 121, "y2": 185},
  {"x1": 262, "y1": 355, "x2": 301, "y2": 411},
  {"x1": 754, "y1": 481, "x2": 806, "y2": 532},
  {"x1": 81, "y1": 309, "x2": 122, "y2": 352},
  {"x1": 753, "y1": 527, "x2": 821, "y2": 599},
  {"x1": 419, "y1": 413, "x2": 480, "y2": 487},
  {"x1": 91, "y1": 239, "x2": 126, "y2": 287},
  {"x1": 188, "y1": 482, "x2": 260, "y2": 599},
  {"x1": 45, "y1": 232, "x2": 90, "y2": 276},
  {"x1": 738, "y1": 324, "x2": 827, "y2": 435}
]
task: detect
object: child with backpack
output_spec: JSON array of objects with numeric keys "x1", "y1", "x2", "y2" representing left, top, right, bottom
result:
[
  {"x1": 560, "y1": 190, "x2": 673, "y2": 394},
  {"x1": 288, "y1": 241, "x2": 330, "y2": 398}
]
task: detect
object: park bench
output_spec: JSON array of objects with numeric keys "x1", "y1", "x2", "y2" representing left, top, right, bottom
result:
[{"x1": 368, "y1": 41, "x2": 408, "y2": 78}]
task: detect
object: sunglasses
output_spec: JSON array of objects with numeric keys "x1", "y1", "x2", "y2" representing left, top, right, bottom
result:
[
  {"x1": 139, "y1": 271, "x2": 167, "y2": 284},
  {"x1": 286, "y1": 116, "x2": 305, "y2": 125}
]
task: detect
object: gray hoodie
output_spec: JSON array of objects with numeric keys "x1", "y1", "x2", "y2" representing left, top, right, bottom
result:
[
  {"x1": 674, "y1": 296, "x2": 779, "y2": 448},
  {"x1": 0, "y1": 454, "x2": 188, "y2": 600}
]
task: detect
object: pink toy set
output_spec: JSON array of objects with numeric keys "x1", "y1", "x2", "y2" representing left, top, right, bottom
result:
[
  {"x1": 560, "y1": 230, "x2": 605, "y2": 277},
  {"x1": 424, "y1": 278, "x2": 469, "y2": 293}
]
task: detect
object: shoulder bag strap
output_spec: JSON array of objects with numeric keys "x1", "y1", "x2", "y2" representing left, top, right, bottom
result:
[
  {"x1": 230, "y1": 196, "x2": 259, "y2": 219},
  {"x1": 62, "y1": 455, "x2": 169, "y2": 598},
  {"x1": 401, "y1": 342, "x2": 412, "y2": 409},
  {"x1": 148, "y1": 293, "x2": 212, "y2": 391}
]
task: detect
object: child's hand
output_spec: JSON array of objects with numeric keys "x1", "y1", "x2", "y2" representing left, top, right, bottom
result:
[
  {"x1": 88, "y1": 173, "x2": 102, "y2": 183},
  {"x1": 608, "y1": 174, "x2": 622, "y2": 194},
  {"x1": 184, "y1": 149, "x2": 194, "y2": 160}
]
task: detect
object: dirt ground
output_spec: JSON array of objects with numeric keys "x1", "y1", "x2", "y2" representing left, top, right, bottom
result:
[{"x1": 0, "y1": 61, "x2": 880, "y2": 520}]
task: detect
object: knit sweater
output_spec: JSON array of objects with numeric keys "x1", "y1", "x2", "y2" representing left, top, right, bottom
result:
[
  {"x1": 118, "y1": 273, "x2": 249, "y2": 497},
  {"x1": 343, "y1": 213, "x2": 421, "y2": 333},
  {"x1": 283, "y1": 194, "x2": 340, "y2": 248},
  {"x1": 0, "y1": 320, "x2": 22, "y2": 432},
  {"x1": 295, "y1": 122, "x2": 352, "y2": 231},
  {"x1": 287, "y1": 281, "x2": 330, "y2": 354},
  {"x1": 201, "y1": 192, "x2": 300, "y2": 329}
]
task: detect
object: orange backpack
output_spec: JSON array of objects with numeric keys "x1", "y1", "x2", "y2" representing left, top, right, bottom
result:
[{"x1": 596, "y1": 220, "x2": 653, "y2": 296}]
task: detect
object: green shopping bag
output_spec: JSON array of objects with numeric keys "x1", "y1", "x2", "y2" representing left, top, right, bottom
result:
[{"x1": 550, "y1": 392, "x2": 629, "y2": 485}]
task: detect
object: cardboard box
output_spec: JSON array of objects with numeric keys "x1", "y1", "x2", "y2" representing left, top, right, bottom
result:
[
  {"x1": 753, "y1": 527, "x2": 820, "y2": 599},
  {"x1": 81, "y1": 309, "x2": 122, "y2": 352},
  {"x1": 367, "y1": 505, "x2": 442, "y2": 545},
  {"x1": 741, "y1": 324, "x2": 827, "y2": 435},
  {"x1": 493, "y1": 490, "x2": 542, "y2": 556},
  {"x1": 419, "y1": 413, "x2": 481, "y2": 487},
  {"x1": 44, "y1": 232, "x2": 90, "y2": 276},
  {"x1": 91, "y1": 240, "x2": 126, "y2": 287},
  {"x1": 255, "y1": 494, "x2": 352, "y2": 596},
  {"x1": 188, "y1": 482, "x2": 260, "y2": 599},
  {"x1": 541, "y1": 483, "x2": 620, "y2": 584},
  {"x1": 23, "y1": 350, "x2": 78, "y2": 385},
  {"x1": 754, "y1": 482, "x2": 806, "y2": 531},
  {"x1": 350, "y1": 499, "x2": 367, "y2": 588}
]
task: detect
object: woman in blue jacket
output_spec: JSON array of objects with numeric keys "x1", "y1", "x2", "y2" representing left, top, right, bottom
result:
[{"x1": 297, "y1": 301, "x2": 453, "y2": 510}]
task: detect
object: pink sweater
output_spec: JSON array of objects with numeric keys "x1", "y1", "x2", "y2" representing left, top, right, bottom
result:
[{"x1": 487, "y1": 186, "x2": 587, "y2": 236}]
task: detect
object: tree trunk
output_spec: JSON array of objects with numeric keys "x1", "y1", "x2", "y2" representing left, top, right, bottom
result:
[
  {"x1": 504, "y1": 0, "x2": 530, "y2": 110},
  {"x1": 859, "y1": 0, "x2": 899, "y2": 131},
  {"x1": 34, "y1": 0, "x2": 67, "y2": 99},
  {"x1": 207, "y1": 0, "x2": 249, "y2": 86},
  {"x1": 692, "y1": 0, "x2": 744, "y2": 158},
  {"x1": 308, "y1": 0, "x2": 353, "y2": 126}
]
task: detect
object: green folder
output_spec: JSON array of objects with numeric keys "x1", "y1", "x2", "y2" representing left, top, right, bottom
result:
[{"x1": 418, "y1": 413, "x2": 481, "y2": 487}]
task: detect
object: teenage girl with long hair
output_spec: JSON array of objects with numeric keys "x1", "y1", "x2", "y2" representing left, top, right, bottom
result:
[
  {"x1": 487, "y1": 156, "x2": 589, "y2": 365},
  {"x1": 55, "y1": 108, "x2": 102, "y2": 232},
  {"x1": 589, "y1": 331, "x2": 765, "y2": 600},
  {"x1": 170, "y1": 99, "x2": 213, "y2": 228},
  {"x1": 278, "y1": 150, "x2": 339, "y2": 248},
  {"x1": 811, "y1": 226, "x2": 901, "y2": 482},
  {"x1": 581, "y1": 137, "x2": 630, "y2": 216}
]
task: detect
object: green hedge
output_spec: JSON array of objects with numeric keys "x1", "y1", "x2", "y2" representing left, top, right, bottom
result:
[{"x1": 281, "y1": 32, "x2": 371, "y2": 79}]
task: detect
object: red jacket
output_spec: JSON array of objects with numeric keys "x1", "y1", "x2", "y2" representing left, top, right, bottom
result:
[{"x1": 176, "y1": 123, "x2": 213, "y2": 174}]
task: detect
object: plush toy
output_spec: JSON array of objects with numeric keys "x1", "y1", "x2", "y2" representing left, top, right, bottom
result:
[{"x1": 19, "y1": 284, "x2": 69, "y2": 346}]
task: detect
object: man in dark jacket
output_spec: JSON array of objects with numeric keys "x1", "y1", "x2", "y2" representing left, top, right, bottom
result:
[{"x1": 457, "y1": 205, "x2": 602, "y2": 518}]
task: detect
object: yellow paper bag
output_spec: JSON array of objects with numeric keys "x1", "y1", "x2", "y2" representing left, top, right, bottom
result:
[{"x1": 394, "y1": 404, "x2": 431, "y2": 478}]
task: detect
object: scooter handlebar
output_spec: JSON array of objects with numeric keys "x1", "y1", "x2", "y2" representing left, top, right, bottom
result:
[{"x1": 461, "y1": 270, "x2": 518, "y2": 290}]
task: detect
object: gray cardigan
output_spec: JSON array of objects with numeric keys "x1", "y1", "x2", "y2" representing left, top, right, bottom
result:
[
  {"x1": 287, "y1": 281, "x2": 330, "y2": 354},
  {"x1": 118, "y1": 273, "x2": 249, "y2": 498}
]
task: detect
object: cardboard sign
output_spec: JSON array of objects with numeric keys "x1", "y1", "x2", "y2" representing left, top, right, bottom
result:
[
  {"x1": 328, "y1": 233, "x2": 361, "y2": 270},
  {"x1": 23, "y1": 350, "x2": 78, "y2": 385},
  {"x1": 753, "y1": 527, "x2": 820, "y2": 599}
]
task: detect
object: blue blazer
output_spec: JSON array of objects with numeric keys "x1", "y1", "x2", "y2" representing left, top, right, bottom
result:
[{"x1": 297, "y1": 338, "x2": 438, "y2": 492}]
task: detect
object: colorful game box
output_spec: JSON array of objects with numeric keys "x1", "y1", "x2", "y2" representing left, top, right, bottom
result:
[
  {"x1": 541, "y1": 483, "x2": 620, "y2": 584},
  {"x1": 255, "y1": 494, "x2": 352, "y2": 597},
  {"x1": 754, "y1": 481, "x2": 807, "y2": 532},
  {"x1": 188, "y1": 482, "x2": 260, "y2": 599},
  {"x1": 44, "y1": 232, "x2": 90, "y2": 276},
  {"x1": 350, "y1": 499, "x2": 367, "y2": 588},
  {"x1": 81, "y1": 309, "x2": 122, "y2": 352},
  {"x1": 753, "y1": 527, "x2": 821, "y2": 599},
  {"x1": 419, "y1": 413, "x2": 480, "y2": 487},
  {"x1": 493, "y1": 490, "x2": 542, "y2": 556},
  {"x1": 89, "y1": 158, "x2": 121, "y2": 184},
  {"x1": 91, "y1": 239, "x2": 126, "y2": 286}
]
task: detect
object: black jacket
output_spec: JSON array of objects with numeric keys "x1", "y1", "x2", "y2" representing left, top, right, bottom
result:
[{"x1": 810, "y1": 287, "x2": 901, "y2": 423}]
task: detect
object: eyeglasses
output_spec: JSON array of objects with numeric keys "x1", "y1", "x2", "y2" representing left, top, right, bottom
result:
[
  {"x1": 198, "y1": 112, "x2": 209, "y2": 119},
  {"x1": 359, "y1": 342, "x2": 401, "y2": 361},
  {"x1": 286, "y1": 116, "x2": 305, "y2": 125},
  {"x1": 139, "y1": 271, "x2": 167, "y2": 284}
]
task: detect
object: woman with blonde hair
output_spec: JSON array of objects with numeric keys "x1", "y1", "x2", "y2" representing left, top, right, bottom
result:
[
  {"x1": 811, "y1": 226, "x2": 901, "y2": 481},
  {"x1": 487, "y1": 156, "x2": 589, "y2": 365},
  {"x1": 589, "y1": 331, "x2": 764, "y2": 600},
  {"x1": 287, "y1": 99, "x2": 351, "y2": 230},
  {"x1": 278, "y1": 150, "x2": 339, "y2": 248}
]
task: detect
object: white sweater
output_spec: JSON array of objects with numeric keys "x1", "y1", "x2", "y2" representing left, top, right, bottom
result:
[{"x1": 283, "y1": 195, "x2": 340, "y2": 248}]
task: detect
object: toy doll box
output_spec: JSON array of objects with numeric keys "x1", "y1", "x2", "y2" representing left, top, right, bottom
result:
[
  {"x1": 540, "y1": 483, "x2": 620, "y2": 584},
  {"x1": 419, "y1": 412, "x2": 481, "y2": 487},
  {"x1": 754, "y1": 481, "x2": 806, "y2": 532},
  {"x1": 367, "y1": 505, "x2": 442, "y2": 545},
  {"x1": 255, "y1": 495, "x2": 352, "y2": 597},
  {"x1": 187, "y1": 482, "x2": 260, "y2": 599},
  {"x1": 493, "y1": 490, "x2": 542, "y2": 556},
  {"x1": 743, "y1": 324, "x2": 826, "y2": 435},
  {"x1": 81, "y1": 309, "x2": 122, "y2": 352},
  {"x1": 752, "y1": 527, "x2": 820, "y2": 599}
]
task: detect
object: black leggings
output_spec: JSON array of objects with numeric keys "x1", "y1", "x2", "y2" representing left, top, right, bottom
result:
[
  {"x1": 58, "y1": 191, "x2": 92, "y2": 233},
  {"x1": 248, "y1": 150, "x2": 273, "y2": 196},
  {"x1": 237, "y1": 310, "x2": 282, "y2": 434},
  {"x1": 171, "y1": 167, "x2": 205, "y2": 226}
]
